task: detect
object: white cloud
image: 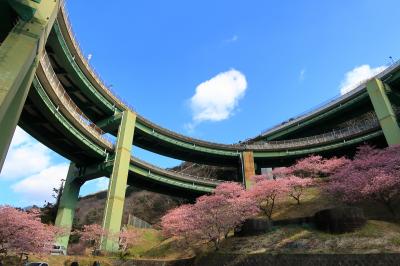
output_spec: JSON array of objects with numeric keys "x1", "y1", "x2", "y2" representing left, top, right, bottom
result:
[
  {"x1": 224, "y1": 35, "x2": 238, "y2": 43},
  {"x1": 339, "y1": 64, "x2": 387, "y2": 95},
  {"x1": 187, "y1": 69, "x2": 247, "y2": 129},
  {"x1": 12, "y1": 163, "x2": 69, "y2": 205},
  {"x1": 1, "y1": 127, "x2": 52, "y2": 180},
  {"x1": 299, "y1": 68, "x2": 306, "y2": 82}
]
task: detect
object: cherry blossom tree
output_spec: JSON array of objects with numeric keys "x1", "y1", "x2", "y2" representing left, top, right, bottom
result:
[
  {"x1": 326, "y1": 145, "x2": 400, "y2": 216},
  {"x1": 247, "y1": 177, "x2": 289, "y2": 220},
  {"x1": 321, "y1": 156, "x2": 350, "y2": 176},
  {"x1": 272, "y1": 167, "x2": 293, "y2": 179},
  {"x1": 161, "y1": 182, "x2": 258, "y2": 250},
  {"x1": 78, "y1": 224, "x2": 110, "y2": 254},
  {"x1": 0, "y1": 206, "x2": 61, "y2": 258},
  {"x1": 118, "y1": 227, "x2": 141, "y2": 252},
  {"x1": 284, "y1": 176, "x2": 313, "y2": 205},
  {"x1": 292, "y1": 155, "x2": 325, "y2": 178}
]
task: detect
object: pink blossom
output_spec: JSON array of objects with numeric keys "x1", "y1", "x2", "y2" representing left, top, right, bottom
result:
[
  {"x1": 326, "y1": 145, "x2": 400, "y2": 216},
  {"x1": 161, "y1": 182, "x2": 258, "y2": 250},
  {"x1": 272, "y1": 167, "x2": 293, "y2": 178},
  {"x1": 0, "y1": 206, "x2": 60, "y2": 256},
  {"x1": 246, "y1": 178, "x2": 289, "y2": 220},
  {"x1": 284, "y1": 176, "x2": 313, "y2": 204},
  {"x1": 118, "y1": 227, "x2": 141, "y2": 252}
]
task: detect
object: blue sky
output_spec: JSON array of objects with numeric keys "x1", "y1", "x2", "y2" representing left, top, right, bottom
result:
[{"x1": 1, "y1": 0, "x2": 400, "y2": 207}]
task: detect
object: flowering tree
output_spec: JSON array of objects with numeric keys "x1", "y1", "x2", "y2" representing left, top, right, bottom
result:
[
  {"x1": 326, "y1": 145, "x2": 400, "y2": 216},
  {"x1": 292, "y1": 155, "x2": 325, "y2": 178},
  {"x1": 321, "y1": 156, "x2": 350, "y2": 176},
  {"x1": 272, "y1": 167, "x2": 293, "y2": 179},
  {"x1": 247, "y1": 177, "x2": 289, "y2": 220},
  {"x1": 284, "y1": 176, "x2": 313, "y2": 204},
  {"x1": 161, "y1": 182, "x2": 258, "y2": 250},
  {"x1": 78, "y1": 224, "x2": 110, "y2": 254},
  {"x1": 118, "y1": 227, "x2": 141, "y2": 252},
  {"x1": 0, "y1": 206, "x2": 60, "y2": 257}
]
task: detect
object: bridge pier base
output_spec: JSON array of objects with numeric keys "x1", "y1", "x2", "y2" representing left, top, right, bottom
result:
[
  {"x1": 367, "y1": 78, "x2": 400, "y2": 145},
  {"x1": 101, "y1": 111, "x2": 136, "y2": 252},
  {"x1": 55, "y1": 163, "x2": 82, "y2": 249},
  {"x1": 242, "y1": 151, "x2": 255, "y2": 189}
]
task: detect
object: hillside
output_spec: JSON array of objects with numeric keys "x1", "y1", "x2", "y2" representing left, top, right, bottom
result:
[{"x1": 74, "y1": 186, "x2": 187, "y2": 228}]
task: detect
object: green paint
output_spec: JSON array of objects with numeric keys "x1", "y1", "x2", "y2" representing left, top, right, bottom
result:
[
  {"x1": 0, "y1": 58, "x2": 37, "y2": 171},
  {"x1": 55, "y1": 163, "x2": 82, "y2": 249},
  {"x1": 32, "y1": 76, "x2": 108, "y2": 158},
  {"x1": 263, "y1": 92, "x2": 369, "y2": 141},
  {"x1": 101, "y1": 111, "x2": 136, "y2": 252},
  {"x1": 367, "y1": 78, "x2": 400, "y2": 146},
  {"x1": 51, "y1": 21, "x2": 117, "y2": 115},
  {"x1": 253, "y1": 130, "x2": 383, "y2": 158},
  {"x1": 7, "y1": 0, "x2": 37, "y2": 21},
  {"x1": 0, "y1": 0, "x2": 60, "y2": 172}
]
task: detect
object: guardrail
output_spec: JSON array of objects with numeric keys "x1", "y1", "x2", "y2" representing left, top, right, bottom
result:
[
  {"x1": 130, "y1": 156, "x2": 222, "y2": 185},
  {"x1": 59, "y1": 1, "x2": 135, "y2": 111},
  {"x1": 259, "y1": 60, "x2": 400, "y2": 138},
  {"x1": 247, "y1": 113, "x2": 381, "y2": 150},
  {"x1": 40, "y1": 53, "x2": 115, "y2": 149}
]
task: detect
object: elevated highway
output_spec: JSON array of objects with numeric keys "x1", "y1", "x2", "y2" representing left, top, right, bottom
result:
[{"x1": 1, "y1": 0, "x2": 400, "y2": 251}]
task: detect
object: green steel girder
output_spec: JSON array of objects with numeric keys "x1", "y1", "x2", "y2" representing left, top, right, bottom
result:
[
  {"x1": 135, "y1": 121, "x2": 240, "y2": 156},
  {"x1": 128, "y1": 164, "x2": 214, "y2": 193},
  {"x1": 263, "y1": 91, "x2": 370, "y2": 141},
  {"x1": 253, "y1": 130, "x2": 383, "y2": 159},
  {"x1": 50, "y1": 21, "x2": 117, "y2": 116},
  {"x1": 7, "y1": 0, "x2": 39, "y2": 21},
  {"x1": 97, "y1": 112, "x2": 122, "y2": 132},
  {"x1": 32, "y1": 76, "x2": 108, "y2": 159}
]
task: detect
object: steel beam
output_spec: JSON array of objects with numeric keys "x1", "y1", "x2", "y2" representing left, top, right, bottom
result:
[
  {"x1": 55, "y1": 163, "x2": 82, "y2": 249},
  {"x1": 367, "y1": 78, "x2": 400, "y2": 145},
  {"x1": 101, "y1": 110, "x2": 136, "y2": 252}
]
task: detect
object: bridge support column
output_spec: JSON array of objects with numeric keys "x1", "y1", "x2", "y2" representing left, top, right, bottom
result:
[
  {"x1": 0, "y1": 58, "x2": 37, "y2": 172},
  {"x1": 0, "y1": 0, "x2": 60, "y2": 172},
  {"x1": 55, "y1": 163, "x2": 82, "y2": 249},
  {"x1": 242, "y1": 151, "x2": 255, "y2": 189},
  {"x1": 101, "y1": 111, "x2": 136, "y2": 252},
  {"x1": 367, "y1": 78, "x2": 400, "y2": 145}
]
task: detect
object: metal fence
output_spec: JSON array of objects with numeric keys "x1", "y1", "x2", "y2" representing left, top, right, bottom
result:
[
  {"x1": 127, "y1": 214, "x2": 152, "y2": 229},
  {"x1": 246, "y1": 114, "x2": 381, "y2": 150}
]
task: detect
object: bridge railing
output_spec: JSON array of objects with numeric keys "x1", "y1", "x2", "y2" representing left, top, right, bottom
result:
[
  {"x1": 246, "y1": 113, "x2": 380, "y2": 150},
  {"x1": 40, "y1": 53, "x2": 115, "y2": 149},
  {"x1": 130, "y1": 156, "x2": 222, "y2": 185},
  {"x1": 258, "y1": 60, "x2": 400, "y2": 138},
  {"x1": 59, "y1": 1, "x2": 135, "y2": 112}
]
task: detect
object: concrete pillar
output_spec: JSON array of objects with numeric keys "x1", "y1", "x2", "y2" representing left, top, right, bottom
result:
[
  {"x1": 101, "y1": 111, "x2": 136, "y2": 252},
  {"x1": 55, "y1": 163, "x2": 82, "y2": 249},
  {"x1": 0, "y1": 59, "x2": 37, "y2": 172},
  {"x1": 367, "y1": 78, "x2": 400, "y2": 145},
  {"x1": 242, "y1": 151, "x2": 256, "y2": 189},
  {"x1": 0, "y1": 0, "x2": 60, "y2": 172}
]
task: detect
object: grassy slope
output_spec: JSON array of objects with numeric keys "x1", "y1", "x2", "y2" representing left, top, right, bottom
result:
[
  {"x1": 219, "y1": 183, "x2": 400, "y2": 254},
  {"x1": 219, "y1": 220, "x2": 400, "y2": 254}
]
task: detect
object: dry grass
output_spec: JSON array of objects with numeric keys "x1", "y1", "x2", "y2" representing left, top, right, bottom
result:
[{"x1": 219, "y1": 220, "x2": 400, "y2": 254}]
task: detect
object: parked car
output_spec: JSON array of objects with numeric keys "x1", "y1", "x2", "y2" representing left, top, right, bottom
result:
[
  {"x1": 25, "y1": 263, "x2": 49, "y2": 266},
  {"x1": 51, "y1": 245, "x2": 67, "y2": 255}
]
